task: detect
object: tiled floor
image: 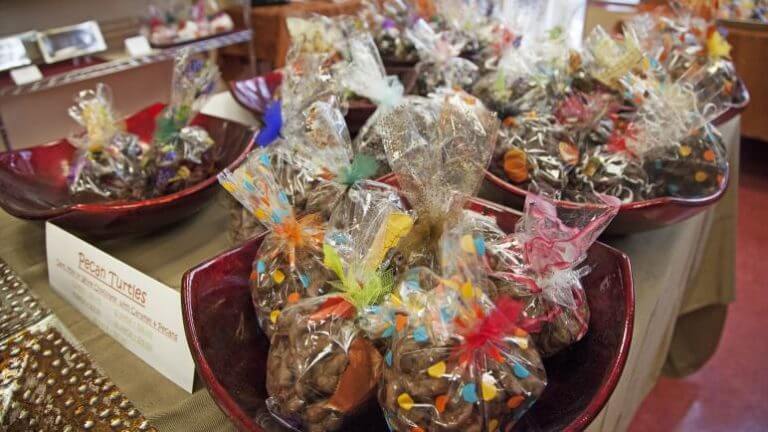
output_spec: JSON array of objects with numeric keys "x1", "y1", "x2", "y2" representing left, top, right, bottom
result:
[{"x1": 629, "y1": 139, "x2": 768, "y2": 432}]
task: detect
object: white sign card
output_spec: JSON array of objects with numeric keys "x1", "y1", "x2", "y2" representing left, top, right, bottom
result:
[
  {"x1": 10, "y1": 64, "x2": 43, "y2": 85},
  {"x1": 45, "y1": 222, "x2": 195, "y2": 392},
  {"x1": 124, "y1": 35, "x2": 152, "y2": 57}
]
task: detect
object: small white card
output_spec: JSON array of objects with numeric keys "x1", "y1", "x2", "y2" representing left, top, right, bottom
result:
[
  {"x1": 124, "y1": 35, "x2": 152, "y2": 57},
  {"x1": 10, "y1": 64, "x2": 43, "y2": 85},
  {"x1": 45, "y1": 222, "x2": 195, "y2": 393}
]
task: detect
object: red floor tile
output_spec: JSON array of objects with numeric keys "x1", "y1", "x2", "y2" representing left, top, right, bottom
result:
[{"x1": 629, "y1": 139, "x2": 768, "y2": 432}]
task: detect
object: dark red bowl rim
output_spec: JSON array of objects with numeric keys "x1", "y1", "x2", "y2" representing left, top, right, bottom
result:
[
  {"x1": 181, "y1": 232, "x2": 269, "y2": 432},
  {"x1": 2, "y1": 113, "x2": 256, "y2": 220},
  {"x1": 181, "y1": 196, "x2": 635, "y2": 432}
]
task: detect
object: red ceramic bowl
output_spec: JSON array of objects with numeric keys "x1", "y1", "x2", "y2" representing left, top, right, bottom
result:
[
  {"x1": 0, "y1": 103, "x2": 255, "y2": 238},
  {"x1": 182, "y1": 197, "x2": 634, "y2": 432}
]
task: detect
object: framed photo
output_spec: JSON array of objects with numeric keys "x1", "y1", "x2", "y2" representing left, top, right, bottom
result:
[{"x1": 37, "y1": 20, "x2": 107, "y2": 64}]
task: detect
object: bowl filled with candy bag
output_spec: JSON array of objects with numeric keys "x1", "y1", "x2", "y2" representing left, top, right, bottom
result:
[
  {"x1": 479, "y1": 25, "x2": 734, "y2": 234},
  {"x1": 0, "y1": 63, "x2": 254, "y2": 238},
  {"x1": 182, "y1": 188, "x2": 634, "y2": 432}
]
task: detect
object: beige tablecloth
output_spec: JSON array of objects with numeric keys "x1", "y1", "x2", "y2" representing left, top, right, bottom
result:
[{"x1": 0, "y1": 99, "x2": 739, "y2": 431}]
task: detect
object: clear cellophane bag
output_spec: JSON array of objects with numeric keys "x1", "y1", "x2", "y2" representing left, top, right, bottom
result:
[
  {"x1": 219, "y1": 149, "x2": 332, "y2": 337},
  {"x1": 406, "y1": 19, "x2": 479, "y2": 95},
  {"x1": 477, "y1": 193, "x2": 618, "y2": 357},
  {"x1": 228, "y1": 46, "x2": 344, "y2": 243},
  {"x1": 375, "y1": 89, "x2": 499, "y2": 272},
  {"x1": 150, "y1": 49, "x2": 219, "y2": 196},
  {"x1": 67, "y1": 83, "x2": 147, "y2": 200},
  {"x1": 620, "y1": 72, "x2": 729, "y2": 199},
  {"x1": 266, "y1": 181, "x2": 413, "y2": 431},
  {"x1": 368, "y1": 220, "x2": 546, "y2": 431},
  {"x1": 623, "y1": 5, "x2": 740, "y2": 116},
  {"x1": 339, "y1": 32, "x2": 407, "y2": 176}
]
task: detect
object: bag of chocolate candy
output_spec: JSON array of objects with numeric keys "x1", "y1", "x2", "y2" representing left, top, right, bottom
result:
[
  {"x1": 293, "y1": 99, "x2": 411, "y2": 232},
  {"x1": 376, "y1": 89, "x2": 499, "y2": 272},
  {"x1": 218, "y1": 149, "x2": 332, "y2": 337},
  {"x1": 360, "y1": 0, "x2": 422, "y2": 65},
  {"x1": 472, "y1": 17, "x2": 579, "y2": 118},
  {"x1": 483, "y1": 192, "x2": 618, "y2": 357},
  {"x1": 228, "y1": 49, "x2": 345, "y2": 243},
  {"x1": 266, "y1": 190, "x2": 413, "y2": 431},
  {"x1": 406, "y1": 19, "x2": 479, "y2": 95},
  {"x1": 374, "y1": 252, "x2": 546, "y2": 431},
  {"x1": 67, "y1": 83, "x2": 147, "y2": 200},
  {"x1": 285, "y1": 15, "x2": 348, "y2": 62},
  {"x1": 619, "y1": 73, "x2": 728, "y2": 199},
  {"x1": 431, "y1": 0, "x2": 498, "y2": 65},
  {"x1": 624, "y1": 4, "x2": 741, "y2": 115},
  {"x1": 150, "y1": 49, "x2": 219, "y2": 196}
]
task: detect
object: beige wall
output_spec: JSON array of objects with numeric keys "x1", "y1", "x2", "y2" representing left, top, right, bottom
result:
[
  {"x1": 0, "y1": 0, "x2": 152, "y2": 37},
  {"x1": 1, "y1": 61, "x2": 174, "y2": 148}
]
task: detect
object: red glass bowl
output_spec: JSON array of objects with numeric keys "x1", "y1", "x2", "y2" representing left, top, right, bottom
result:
[
  {"x1": 181, "y1": 198, "x2": 634, "y2": 432},
  {"x1": 0, "y1": 103, "x2": 255, "y2": 238}
]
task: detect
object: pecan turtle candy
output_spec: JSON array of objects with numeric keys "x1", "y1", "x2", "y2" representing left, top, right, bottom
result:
[
  {"x1": 379, "y1": 304, "x2": 546, "y2": 431},
  {"x1": 266, "y1": 296, "x2": 383, "y2": 432}
]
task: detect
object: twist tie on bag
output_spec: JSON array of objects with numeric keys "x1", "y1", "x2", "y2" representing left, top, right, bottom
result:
[
  {"x1": 316, "y1": 243, "x2": 396, "y2": 321},
  {"x1": 255, "y1": 100, "x2": 283, "y2": 148}
]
